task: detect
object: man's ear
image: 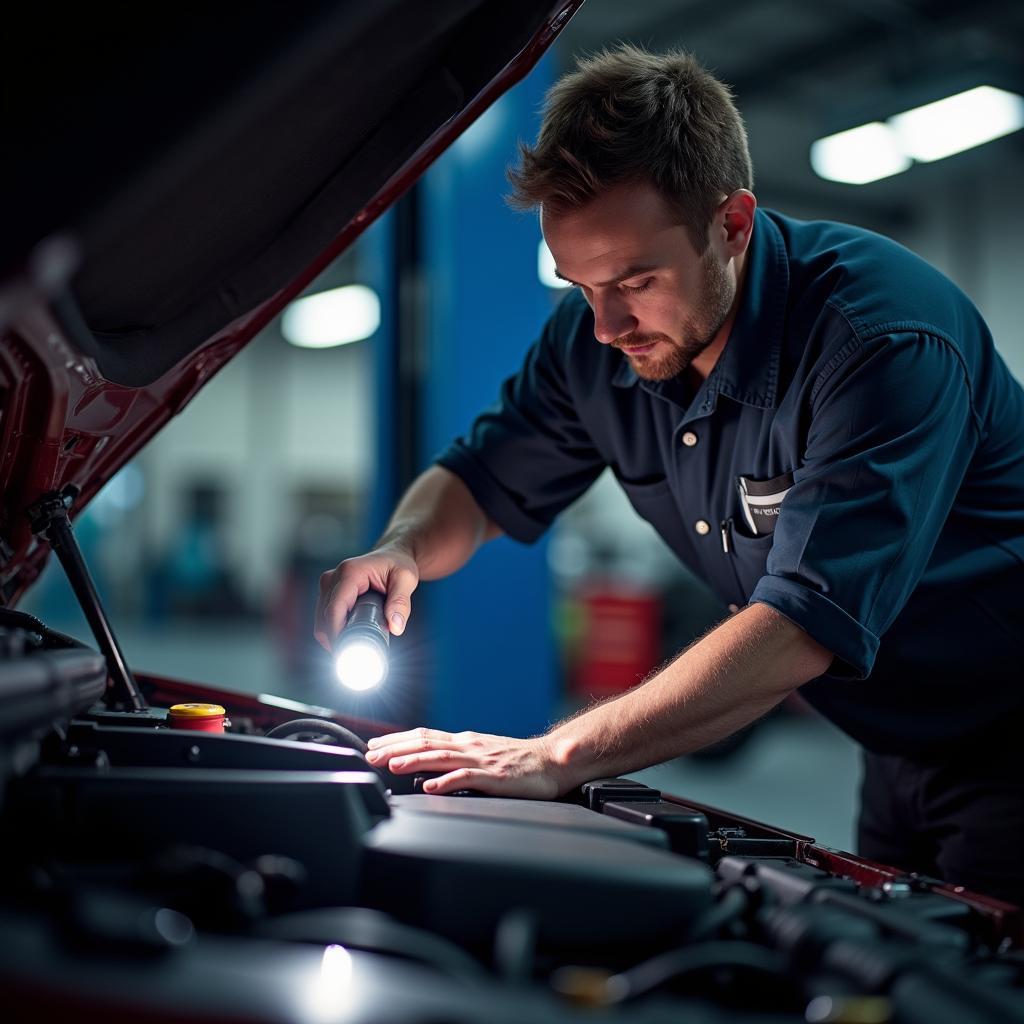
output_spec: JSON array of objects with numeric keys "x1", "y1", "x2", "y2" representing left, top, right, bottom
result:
[{"x1": 720, "y1": 189, "x2": 757, "y2": 256}]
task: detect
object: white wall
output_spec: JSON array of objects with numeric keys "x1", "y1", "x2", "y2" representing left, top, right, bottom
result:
[
  {"x1": 921, "y1": 164, "x2": 1024, "y2": 383},
  {"x1": 768, "y1": 165, "x2": 1024, "y2": 383},
  {"x1": 136, "y1": 328, "x2": 373, "y2": 606}
]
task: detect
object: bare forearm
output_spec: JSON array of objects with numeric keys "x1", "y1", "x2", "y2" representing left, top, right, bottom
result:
[
  {"x1": 315, "y1": 465, "x2": 499, "y2": 644},
  {"x1": 376, "y1": 465, "x2": 501, "y2": 580},
  {"x1": 546, "y1": 602, "x2": 834, "y2": 788}
]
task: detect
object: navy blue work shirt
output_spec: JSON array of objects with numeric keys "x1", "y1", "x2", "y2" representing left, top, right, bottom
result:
[{"x1": 436, "y1": 209, "x2": 1024, "y2": 755}]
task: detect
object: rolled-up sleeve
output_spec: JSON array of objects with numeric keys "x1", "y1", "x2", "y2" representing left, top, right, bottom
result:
[
  {"x1": 435, "y1": 303, "x2": 605, "y2": 543},
  {"x1": 750, "y1": 331, "x2": 980, "y2": 678}
]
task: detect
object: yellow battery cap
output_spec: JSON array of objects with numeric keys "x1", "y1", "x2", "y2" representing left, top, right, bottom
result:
[{"x1": 168, "y1": 703, "x2": 226, "y2": 718}]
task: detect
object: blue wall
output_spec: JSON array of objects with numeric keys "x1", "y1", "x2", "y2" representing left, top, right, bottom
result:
[
  {"x1": 418, "y1": 57, "x2": 558, "y2": 737},
  {"x1": 363, "y1": 209, "x2": 398, "y2": 546}
]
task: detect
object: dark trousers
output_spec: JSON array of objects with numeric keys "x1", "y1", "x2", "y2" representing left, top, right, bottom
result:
[{"x1": 857, "y1": 743, "x2": 1024, "y2": 907}]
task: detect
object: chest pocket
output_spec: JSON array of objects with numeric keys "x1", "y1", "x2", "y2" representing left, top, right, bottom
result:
[
  {"x1": 737, "y1": 470, "x2": 794, "y2": 537},
  {"x1": 726, "y1": 528, "x2": 775, "y2": 600},
  {"x1": 616, "y1": 475, "x2": 691, "y2": 563}
]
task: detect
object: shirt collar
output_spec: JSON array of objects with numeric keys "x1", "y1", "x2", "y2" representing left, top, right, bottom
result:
[{"x1": 611, "y1": 208, "x2": 789, "y2": 411}]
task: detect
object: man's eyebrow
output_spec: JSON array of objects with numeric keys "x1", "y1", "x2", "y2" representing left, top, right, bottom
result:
[{"x1": 553, "y1": 264, "x2": 659, "y2": 288}]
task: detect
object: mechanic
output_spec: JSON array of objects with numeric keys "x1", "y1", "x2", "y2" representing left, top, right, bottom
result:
[{"x1": 315, "y1": 47, "x2": 1024, "y2": 904}]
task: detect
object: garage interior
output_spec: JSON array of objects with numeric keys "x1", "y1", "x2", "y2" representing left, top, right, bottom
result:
[
  {"x1": 4, "y1": 1, "x2": 1024, "y2": 1019},
  {"x1": 19, "y1": 0, "x2": 1024, "y2": 853}
]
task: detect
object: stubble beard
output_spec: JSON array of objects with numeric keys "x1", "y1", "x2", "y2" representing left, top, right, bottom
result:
[{"x1": 616, "y1": 249, "x2": 735, "y2": 382}]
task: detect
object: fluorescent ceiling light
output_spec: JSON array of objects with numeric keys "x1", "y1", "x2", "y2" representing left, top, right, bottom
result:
[
  {"x1": 810, "y1": 122, "x2": 911, "y2": 185},
  {"x1": 537, "y1": 239, "x2": 571, "y2": 289},
  {"x1": 888, "y1": 85, "x2": 1024, "y2": 163},
  {"x1": 811, "y1": 85, "x2": 1024, "y2": 185},
  {"x1": 281, "y1": 284, "x2": 380, "y2": 349}
]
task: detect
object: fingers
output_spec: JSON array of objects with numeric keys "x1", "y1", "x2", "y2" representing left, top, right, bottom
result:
[
  {"x1": 383, "y1": 564, "x2": 418, "y2": 637},
  {"x1": 313, "y1": 575, "x2": 332, "y2": 651},
  {"x1": 315, "y1": 571, "x2": 362, "y2": 650},
  {"x1": 368, "y1": 728, "x2": 455, "y2": 749},
  {"x1": 375, "y1": 749, "x2": 479, "y2": 774},
  {"x1": 313, "y1": 550, "x2": 420, "y2": 649},
  {"x1": 422, "y1": 768, "x2": 498, "y2": 795},
  {"x1": 365, "y1": 729, "x2": 459, "y2": 768},
  {"x1": 364, "y1": 731, "x2": 556, "y2": 798}
]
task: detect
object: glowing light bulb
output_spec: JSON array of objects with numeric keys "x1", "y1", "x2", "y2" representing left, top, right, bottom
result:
[{"x1": 335, "y1": 640, "x2": 387, "y2": 691}]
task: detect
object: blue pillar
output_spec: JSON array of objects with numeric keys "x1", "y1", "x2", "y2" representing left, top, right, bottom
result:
[
  {"x1": 362, "y1": 209, "x2": 398, "y2": 550},
  {"x1": 419, "y1": 56, "x2": 557, "y2": 737}
]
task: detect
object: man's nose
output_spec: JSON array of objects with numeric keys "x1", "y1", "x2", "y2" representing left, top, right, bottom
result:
[{"x1": 592, "y1": 293, "x2": 637, "y2": 345}]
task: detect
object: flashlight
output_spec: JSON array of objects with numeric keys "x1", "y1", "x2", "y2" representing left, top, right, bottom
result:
[{"x1": 334, "y1": 590, "x2": 389, "y2": 691}]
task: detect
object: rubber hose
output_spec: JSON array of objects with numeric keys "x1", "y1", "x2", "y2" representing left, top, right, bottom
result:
[{"x1": 265, "y1": 718, "x2": 368, "y2": 753}]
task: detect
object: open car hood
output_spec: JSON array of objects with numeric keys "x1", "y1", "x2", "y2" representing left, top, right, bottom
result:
[{"x1": 0, "y1": 0, "x2": 582, "y2": 604}]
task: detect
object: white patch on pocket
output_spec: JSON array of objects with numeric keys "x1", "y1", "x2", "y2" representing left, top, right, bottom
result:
[{"x1": 737, "y1": 471, "x2": 794, "y2": 536}]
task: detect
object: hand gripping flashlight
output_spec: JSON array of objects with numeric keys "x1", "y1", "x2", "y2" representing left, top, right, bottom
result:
[{"x1": 334, "y1": 590, "x2": 390, "y2": 691}]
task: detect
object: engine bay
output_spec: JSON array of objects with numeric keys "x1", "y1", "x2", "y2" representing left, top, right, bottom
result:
[{"x1": 1, "y1": 615, "x2": 1022, "y2": 1024}]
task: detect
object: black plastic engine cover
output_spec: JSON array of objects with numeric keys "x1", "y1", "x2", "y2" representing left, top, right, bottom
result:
[
  {"x1": 62, "y1": 720, "x2": 369, "y2": 772},
  {"x1": 390, "y1": 793, "x2": 669, "y2": 848},
  {"x1": 602, "y1": 799, "x2": 710, "y2": 859},
  {"x1": 360, "y1": 808, "x2": 712, "y2": 948},
  {"x1": 9, "y1": 767, "x2": 386, "y2": 908}
]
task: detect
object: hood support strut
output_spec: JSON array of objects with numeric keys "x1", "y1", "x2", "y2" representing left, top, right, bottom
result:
[{"x1": 29, "y1": 488, "x2": 146, "y2": 712}]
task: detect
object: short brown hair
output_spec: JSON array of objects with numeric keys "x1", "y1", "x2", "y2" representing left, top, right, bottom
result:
[{"x1": 507, "y1": 45, "x2": 753, "y2": 250}]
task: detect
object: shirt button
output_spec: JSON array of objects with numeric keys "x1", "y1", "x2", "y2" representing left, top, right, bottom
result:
[
  {"x1": 728, "y1": 603, "x2": 740, "y2": 614},
  {"x1": 681, "y1": 431, "x2": 698, "y2": 447},
  {"x1": 694, "y1": 519, "x2": 711, "y2": 536}
]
